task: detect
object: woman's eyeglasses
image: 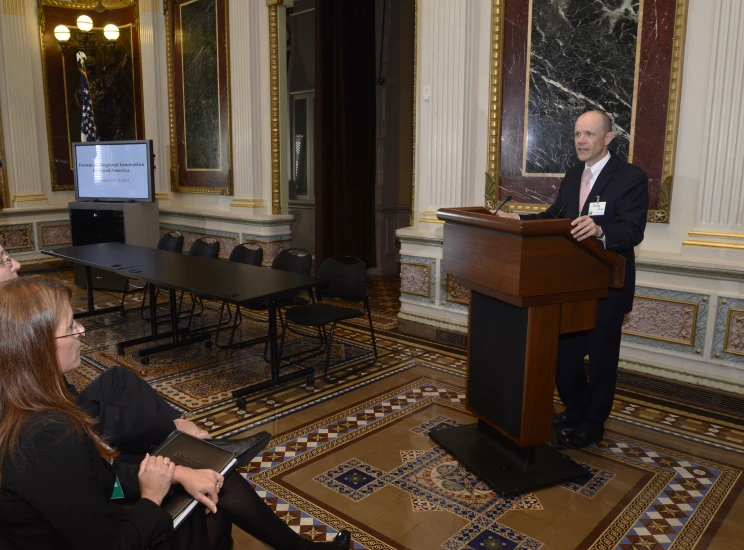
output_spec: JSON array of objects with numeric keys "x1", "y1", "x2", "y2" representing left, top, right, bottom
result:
[
  {"x1": 55, "y1": 320, "x2": 86, "y2": 339},
  {"x1": 0, "y1": 253, "x2": 12, "y2": 266}
]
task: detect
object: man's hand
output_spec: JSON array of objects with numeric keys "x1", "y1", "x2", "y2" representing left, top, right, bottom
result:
[
  {"x1": 173, "y1": 467, "x2": 223, "y2": 514},
  {"x1": 489, "y1": 210, "x2": 520, "y2": 219},
  {"x1": 174, "y1": 418, "x2": 212, "y2": 439},
  {"x1": 570, "y1": 215, "x2": 601, "y2": 241}
]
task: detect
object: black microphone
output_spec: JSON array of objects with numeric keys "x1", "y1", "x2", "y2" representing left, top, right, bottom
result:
[
  {"x1": 549, "y1": 204, "x2": 567, "y2": 219},
  {"x1": 493, "y1": 195, "x2": 513, "y2": 216}
]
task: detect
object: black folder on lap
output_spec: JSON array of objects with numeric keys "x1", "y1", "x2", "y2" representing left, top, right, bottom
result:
[{"x1": 153, "y1": 431, "x2": 237, "y2": 528}]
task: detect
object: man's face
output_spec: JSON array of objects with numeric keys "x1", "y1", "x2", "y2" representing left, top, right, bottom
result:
[
  {"x1": 0, "y1": 245, "x2": 21, "y2": 282},
  {"x1": 574, "y1": 112, "x2": 613, "y2": 167}
]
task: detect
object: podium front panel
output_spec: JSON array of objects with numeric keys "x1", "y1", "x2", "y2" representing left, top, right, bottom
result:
[{"x1": 467, "y1": 291, "x2": 528, "y2": 441}]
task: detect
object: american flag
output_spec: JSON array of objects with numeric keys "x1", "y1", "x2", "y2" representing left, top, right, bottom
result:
[{"x1": 80, "y1": 71, "x2": 98, "y2": 142}]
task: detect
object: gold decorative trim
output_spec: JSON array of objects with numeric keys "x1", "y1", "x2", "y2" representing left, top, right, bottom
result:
[
  {"x1": 622, "y1": 294, "x2": 699, "y2": 346},
  {"x1": 400, "y1": 261, "x2": 431, "y2": 297},
  {"x1": 0, "y1": 90, "x2": 8, "y2": 208},
  {"x1": 688, "y1": 230, "x2": 744, "y2": 240},
  {"x1": 40, "y1": 0, "x2": 133, "y2": 7},
  {"x1": 724, "y1": 308, "x2": 744, "y2": 357},
  {"x1": 175, "y1": 186, "x2": 225, "y2": 195},
  {"x1": 445, "y1": 274, "x2": 470, "y2": 305},
  {"x1": 155, "y1": 192, "x2": 171, "y2": 200},
  {"x1": 410, "y1": 0, "x2": 418, "y2": 227},
  {"x1": 230, "y1": 198, "x2": 266, "y2": 209},
  {"x1": 419, "y1": 211, "x2": 444, "y2": 224},
  {"x1": 165, "y1": 0, "x2": 178, "y2": 191},
  {"x1": 648, "y1": 0, "x2": 689, "y2": 224},
  {"x1": 485, "y1": 0, "x2": 504, "y2": 199},
  {"x1": 682, "y1": 240, "x2": 744, "y2": 251},
  {"x1": 12, "y1": 193, "x2": 48, "y2": 203},
  {"x1": 268, "y1": 2, "x2": 281, "y2": 214},
  {"x1": 510, "y1": 202, "x2": 548, "y2": 214}
]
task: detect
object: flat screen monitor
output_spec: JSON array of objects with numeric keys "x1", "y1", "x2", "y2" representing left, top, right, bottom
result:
[{"x1": 72, "y1": 140, "x2": 155, "y2": 202}]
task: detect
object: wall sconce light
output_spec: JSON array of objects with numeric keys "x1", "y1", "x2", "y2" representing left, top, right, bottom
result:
[
  {"x1": 103, "y1": 24, "x2": 119, "y2": 41},
  {"x1": 54, "y1": 25, "x2": 71, "y2": 42},
  {"x1": 76, "y1": 15, "x2": 94, "y2": 33}
]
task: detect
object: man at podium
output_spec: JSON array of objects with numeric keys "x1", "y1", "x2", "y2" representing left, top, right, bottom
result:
[{"x1": 495, "y1": 110, "x2": 648, "y2": 448}]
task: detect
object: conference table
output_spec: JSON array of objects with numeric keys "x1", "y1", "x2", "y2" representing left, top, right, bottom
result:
[{"x1": 42, "y1": 243, "x2": 319, "y2": 398}]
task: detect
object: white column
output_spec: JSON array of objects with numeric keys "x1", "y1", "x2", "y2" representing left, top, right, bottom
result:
[
  {"x1": 0, "y1": 0, "x2": 47, "y2": 206},
  {"x1": 414, "y1": 0, "x2": 490, "y2": 229},
  {"x1": 138, "y1": 0, "x2": 171, "y2": 200},
  {"x1": 228, "y1": 0, "x2": 269, "y2": 212},
  {"x1": 694, "y1": 0, "x2": 744, "y2": 231}
]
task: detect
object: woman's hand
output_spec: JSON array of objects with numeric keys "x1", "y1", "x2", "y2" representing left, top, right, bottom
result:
[
  {"x1": 174, "y1": 418, "x2": 212, "y2": 439},
  {"x1": 138, "y1": 454, "x2": 175, "y2": 506},
  {"x1": 173, "y1": 466, "x2": 223, "y2": 514}
]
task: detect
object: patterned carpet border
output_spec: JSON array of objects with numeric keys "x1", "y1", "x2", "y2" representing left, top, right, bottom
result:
[{"x1": 238, "y1": 378, "x2": 742, "y2": 550}]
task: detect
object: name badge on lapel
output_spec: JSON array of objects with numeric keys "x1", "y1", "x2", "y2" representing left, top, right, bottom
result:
[{"x1": 588, "y1": 199, "x2": 606, "y2": 216}]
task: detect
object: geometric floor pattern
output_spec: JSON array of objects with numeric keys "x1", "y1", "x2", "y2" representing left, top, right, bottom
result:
[
  {"x1": 240, "y1": 379, "x2": 742, "y2": 549},
  {"x1": 39, "y1": 270, "x2": 744, "y2": 548}
]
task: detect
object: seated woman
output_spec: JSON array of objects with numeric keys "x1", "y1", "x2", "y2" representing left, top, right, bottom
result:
[
  {"x1": 0, "y1": 244, "x2": 265, "y2": 465},
  {"x1": 0, "y1": 277, "x2": 351, "y2": 550}
]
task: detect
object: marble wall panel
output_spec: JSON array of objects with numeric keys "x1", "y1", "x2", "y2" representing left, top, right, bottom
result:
[
  {"x1": 526, "y1": 0, "x2": 638, "y2": 174},
  {"x1": 621, "y1": 286, "x2": 708, "y2": 355},
  {"x1": 37, "y1": 221, "x2": 72, "y2": 249},
  {"x1": 499, "y1": 0, "x2": 682, "y2": 217},
  {"x1": 400, "y1": 255, "x2": 435, "y2": 305},
  {"x1": 0, "y1": 223, "x2": 34, "y2": 254},
  {"x1": 169, "y1": 0, "x2": 231, "y2": 194},
  {"x1": 712, "y1": 297, "x2": 744, "y2": 365},
  {"x1": 181, "y1": 0, "x2": 220, "y2": 170},
  {"x1": 159, "y1": 223, "x2": 238, "y2": 259}
]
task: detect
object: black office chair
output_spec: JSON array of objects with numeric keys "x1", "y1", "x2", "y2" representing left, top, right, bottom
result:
[
  {"x1": 121, "y1": 231, "x2": 184, "y2": 315},
  {"x1": 214, "y1": 244, "x2": 264, "y2": 342},
  {"x1": 280, "y1": 255, "x2": 377, "y2": 381},
  {"x1": 220, "y1": 248, "x2": 313, "y2": 352},
  {"x1": 228, "y1": 242, "x2": 263, "y2": 266},
  {"x1": 179, "y1": 237, "x2": 221, "y2": 329}
]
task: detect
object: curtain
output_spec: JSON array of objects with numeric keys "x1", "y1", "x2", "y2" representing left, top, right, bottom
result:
[{"x1": 314, "y1": 0, "x2": 377, "y2": 267}]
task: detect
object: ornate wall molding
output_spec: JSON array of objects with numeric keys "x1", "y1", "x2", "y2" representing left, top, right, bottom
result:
[
  {"x1": 267, "y1": 0, "x2": 281, "y2": 214},
  {"x1": 400, "y1": 254, "x2": 435, "y2": 303},
  {"x1": 165, "y1": 0, "x2": 232, "y2": 195},
  {"x1": 622, "y1": 287, "x2": 709, "y2": 356},
  {"x1": 713, "y1": 297, "x2": 744, "y2": 365},
  {"x1": 0, "y1": 101, "x2": 8, "y2": 208}
]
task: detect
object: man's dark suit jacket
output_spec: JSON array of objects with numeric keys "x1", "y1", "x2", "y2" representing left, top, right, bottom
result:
[{"x1": 520, "y1": 153, "x2": 648, "y2": 316}]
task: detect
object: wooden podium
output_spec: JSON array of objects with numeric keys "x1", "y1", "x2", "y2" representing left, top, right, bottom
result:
[{"x1": 431, "y1": 206, "x2": 625, "y2": 495}]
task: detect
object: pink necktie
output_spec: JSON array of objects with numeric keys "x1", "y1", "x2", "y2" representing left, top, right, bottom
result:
[{"x1": 579, "y1": 167, "x2": 592, "y2": 213}]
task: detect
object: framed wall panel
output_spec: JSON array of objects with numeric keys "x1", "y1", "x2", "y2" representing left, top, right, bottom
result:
[
  {"x1": 487, "y1": 0, "x2": 688, "y2": 223},
  {"x1": 165, "y1": 0, "x2": 232, "y2": 195},
  {"x1": 39, "y1": 0, "x2": 144, "y2": 191}
]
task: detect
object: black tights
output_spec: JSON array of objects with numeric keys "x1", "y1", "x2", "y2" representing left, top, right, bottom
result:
[{"x1": 206, "y1": 472, "x2": 337, "y2": 549}]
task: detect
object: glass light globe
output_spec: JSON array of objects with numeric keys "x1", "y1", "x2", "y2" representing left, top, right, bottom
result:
[
  {"x1": 103, "y1": 24, "x2": 119, "y2": 41},
  {"x1": 54, "y1": 25, "x2": 71, "y2": 42},
  {"x1": 76, "y1": 15, "x2": 93, "y2": 32}
]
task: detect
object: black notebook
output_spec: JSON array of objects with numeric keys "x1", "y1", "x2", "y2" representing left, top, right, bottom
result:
[{"x1": 152, "y1": 430, "x2": 237, "y2": 528}]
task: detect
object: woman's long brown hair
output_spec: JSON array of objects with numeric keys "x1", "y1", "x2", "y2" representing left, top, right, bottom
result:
[{"x1": 0, "y1": 276, "x2": 116, "y2": 485}]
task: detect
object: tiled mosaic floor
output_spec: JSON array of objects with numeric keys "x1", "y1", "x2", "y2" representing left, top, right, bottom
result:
[
  {"x1": 32, "y1": 270, "x2": 744, "y2": 548},
  {"x1": 239, "y1": 377, "x2": 741, "y2": 549}
]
